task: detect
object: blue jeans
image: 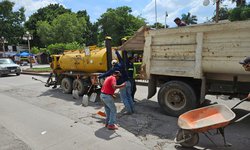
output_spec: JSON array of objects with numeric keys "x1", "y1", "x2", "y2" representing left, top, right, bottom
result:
[
  {"x1": 120, "y1": 81, "x2": 134, "y2": 113},
  {"x1": 100, "y1": 93, "x2": 117, "y2": 125}
]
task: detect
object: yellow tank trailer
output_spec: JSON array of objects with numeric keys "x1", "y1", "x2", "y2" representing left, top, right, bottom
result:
[{"x1": 47, "y1": 38, "x2": 113, "y2": 96}]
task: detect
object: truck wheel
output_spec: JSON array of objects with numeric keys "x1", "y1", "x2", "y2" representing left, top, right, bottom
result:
[
  {"x1": 73, "y1": 79, "x2": 87, "y2": 96},
  {"x1": 61, "y1": 77, "x2": 73, "y2": 94},
  {"x1": 158, "y1": 81, "x2": 197, "y2": 117}
]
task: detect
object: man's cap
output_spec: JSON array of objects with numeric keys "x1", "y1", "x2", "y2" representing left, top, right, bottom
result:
[
  {"x1": 239, "y1": 57, "x2": 250, "y2": 65},
  {"x1": 174, "y1": 17, "x2": 181, "y2": 22},
  {"x1": 111, "y1": 59, "x2": 118, "y2": 65},
  {"x1": 113, "y1": 70, "x2": 121, "y2": 76}
]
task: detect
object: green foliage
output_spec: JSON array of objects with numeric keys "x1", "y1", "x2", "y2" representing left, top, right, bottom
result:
[
  {"x1": 36, "y1": 21, "x2": 53, "y2": 45},
  {"x1": 24, "y1": 4, "x2": 71, "y2": 47},
  {"x1": 31, "y1": 47, "x2": 40, "y2": 54},
  {"x1": 229, "y1": 7, "x2": 242, "y2": 21},
  {"x1": 181, "y1": 12, "x2": 197, "y2": 25},
  {"x1": 221, "y1": 0, "x2": 246, "y2": 7},
  {"x1": 31, "y1": 67, "x2": 51, "y2": 72},
  {"x1": 39, "y1": 48, "x2": 48, "y2": 54},
  {"x1": 37, "y1": 13, "x2": 87, "y2": 45},
  {"x1": 212, "y1": 7, "x2": 230, "y2": 21},
  {"x1": 229, "y1": 5, "x2": 250, "y2": 21},
  {"x1": 97, "y1": 6, "x2": 146, "y2": 46},
  {"x1": 47, "y1": 42, "x2": 85, "y2": 55},
  {"x1": 77, "y1": 10, "x2": 98, "y2": 46},
  {"x1": 47, "y1": 43, "x2": 65, "y2": 55},
  {"x1": 64, "y1": 42, "x2": 84, "y2": 50},
  {"x1": 150, "y1": 22, "x2": 167, "y2": 29},
  {"x1": 0, "y1": 0, "x2": 25, "y2": 44},
  {"x1": 233, "y1": 0, "x2": 246, "y2": 7},
  {"x1": 241, "y1": 6, "x2": 250, "y2": 20},
  {"x1": 31, "y1": 47, "x2": 49, "y2": 54}
]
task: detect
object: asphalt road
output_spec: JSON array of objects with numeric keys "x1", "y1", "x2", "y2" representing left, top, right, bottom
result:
[{"x1": 0, "y1": 74, "x2": 250, "y2": 150}]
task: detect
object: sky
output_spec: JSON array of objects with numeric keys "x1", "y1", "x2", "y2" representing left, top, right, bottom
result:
[{"x1": 10, "y1": 0, "x2": 250, "y2": 27}]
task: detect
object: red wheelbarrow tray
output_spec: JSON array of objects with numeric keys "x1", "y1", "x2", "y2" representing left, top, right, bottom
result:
[{"x1": 178, "y1": 104, "x2": 236, "y2": 132}]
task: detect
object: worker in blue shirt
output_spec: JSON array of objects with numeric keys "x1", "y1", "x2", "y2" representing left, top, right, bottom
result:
[
  {"x1": 99, "y1": 50, "x2": 134, "y2": 114},
  {"x1": 126, "y1": 56, "x2": 137, "y2": 102}
]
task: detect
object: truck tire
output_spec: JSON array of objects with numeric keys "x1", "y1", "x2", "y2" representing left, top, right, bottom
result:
[
  {"x1": 73, "y1": 79, "x2": 87, "y2": 96},
  {"x1": 61, "y1": 77, "x2": 73, "y2": 94},
  {"x1": 158, "y1": 81, "x2": 197, "y2": 117}
]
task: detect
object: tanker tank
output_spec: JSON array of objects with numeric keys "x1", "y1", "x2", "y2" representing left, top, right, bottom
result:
[{"x1": 58, "y1": 48, "x2": 108, "y2": 73}]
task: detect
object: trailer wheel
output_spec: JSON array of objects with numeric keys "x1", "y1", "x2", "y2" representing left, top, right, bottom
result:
[
  {"x1": 73, "y1": 79, "x2": 87, "y2": 96},
  {"x1": 158, "y1": 81, "x2": 197, "y2": 117},
  {"x1": 61, "y1": 77, "x2": 73, "y2": 94}
]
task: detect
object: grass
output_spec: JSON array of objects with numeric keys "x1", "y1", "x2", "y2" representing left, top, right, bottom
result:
[{"x1": 29, "y1": 67, "x2": 52, "y2": 72}]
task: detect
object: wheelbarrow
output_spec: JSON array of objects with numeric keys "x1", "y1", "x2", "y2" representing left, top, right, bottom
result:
[{"x1": 174, "y1": 98, "x2": 250, "y2": 148}]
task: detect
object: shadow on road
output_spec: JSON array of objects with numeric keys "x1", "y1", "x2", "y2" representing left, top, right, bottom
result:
[{"x1": 95, "y1": 127, "x2": 121, "y2": 140}]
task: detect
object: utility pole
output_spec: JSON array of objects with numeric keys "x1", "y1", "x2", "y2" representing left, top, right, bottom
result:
[
  {"x1": 165, "y1": 11, "x2": 168, "y2": 28},
  {"x1": 216, "y1": 0, "x2": 220, "y2": 23},
  {"x1": 155, "y1": 0, "x2": 158, "y2": 29}
]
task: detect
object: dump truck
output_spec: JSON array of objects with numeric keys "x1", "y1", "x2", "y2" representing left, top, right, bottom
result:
[
  {"x1": 120, "y1": 20, "x2": 250, "y2": 117},
  {"x1": 46, "y1": 38, "x2": 114, "y2": 96}
]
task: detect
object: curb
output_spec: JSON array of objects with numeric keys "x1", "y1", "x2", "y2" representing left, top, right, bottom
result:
[{"x1": 21, "y1": 71, "x2": 50, "y2": 77}]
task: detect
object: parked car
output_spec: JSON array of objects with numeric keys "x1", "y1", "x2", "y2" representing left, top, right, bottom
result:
[{"x1": 0, "y1": 58, "x2": 21, "y2": 76}]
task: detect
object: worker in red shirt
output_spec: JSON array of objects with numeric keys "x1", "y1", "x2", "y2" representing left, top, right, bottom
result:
[{"x1": 100, "y1": 71, "x2": 125, "y2": 130}]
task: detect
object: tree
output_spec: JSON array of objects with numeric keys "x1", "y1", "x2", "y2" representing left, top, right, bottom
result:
[
  {"x1": 229, "y1": 5, "x2": 250, "y2": 21},
  {"x1": 181, "y1": 12, "x2": 197, "y2": 25},
  {"x1": 77, "y1": 10, "x2": 98, "y2": 46},
  {"x1": 97, "y1": 6, "x2": 146, "y2": 46},
  {"x1": 150, "y1": 22, "x2": 167, "y2": 29},
  {"x1": 220, "y1": 0, "x2": 246, "y2": 7},
  {"x1": 232, "y1": 0, "x2": 246, "y2": 7},
  {"x1": 37, "y1": 13, "x2": 87, "y2": 45},
  {"x1": 25, "y1": 4, "x2": 71, "y2": 47},
  {"x1": 212, "y1": 7, "x2": 230, "y2": 21},
  {"x1": 0, "y1": 0, "x2": 25, "y2": 45}
]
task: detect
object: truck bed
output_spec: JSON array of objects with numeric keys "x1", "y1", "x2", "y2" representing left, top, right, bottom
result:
[{"x1": 143, "y1": 21, "x2": 250, "y2": 81}]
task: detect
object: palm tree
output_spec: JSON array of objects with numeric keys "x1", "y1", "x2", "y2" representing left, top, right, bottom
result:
[{"x1": 181, "y1": 12, "x2": 198, "y2": 25}]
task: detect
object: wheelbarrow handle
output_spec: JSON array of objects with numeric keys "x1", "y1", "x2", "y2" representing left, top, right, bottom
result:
[
  {"x1": 230, "y1": 97, "x2": 250, "y2": 124},
  {"x1": 231, "y1": 97, "x2": 248, "y2": 110},
  {"x1": 233, "y1": 112, "x2": 250, "y2": 123}
]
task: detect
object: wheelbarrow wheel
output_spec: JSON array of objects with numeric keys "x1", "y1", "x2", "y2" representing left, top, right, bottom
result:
[{"x1": 175, "y1": 129, "x2": 199, "y2": 148}]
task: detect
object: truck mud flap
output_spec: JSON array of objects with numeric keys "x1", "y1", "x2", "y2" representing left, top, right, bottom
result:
[{"x1": 147, "y1": 76, "x2": 157, "y2": 99}]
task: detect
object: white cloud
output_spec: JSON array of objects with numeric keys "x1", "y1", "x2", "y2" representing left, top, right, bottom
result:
[
  {"x1": 10, "y1": 0, "x2": 64, "y2": 19},
  {"x1": 139, "y1": 0, "x2": 247, "y2": 27},
  {"x1": 141, "y1": 0, "x2": 202, "y2": 27}
]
